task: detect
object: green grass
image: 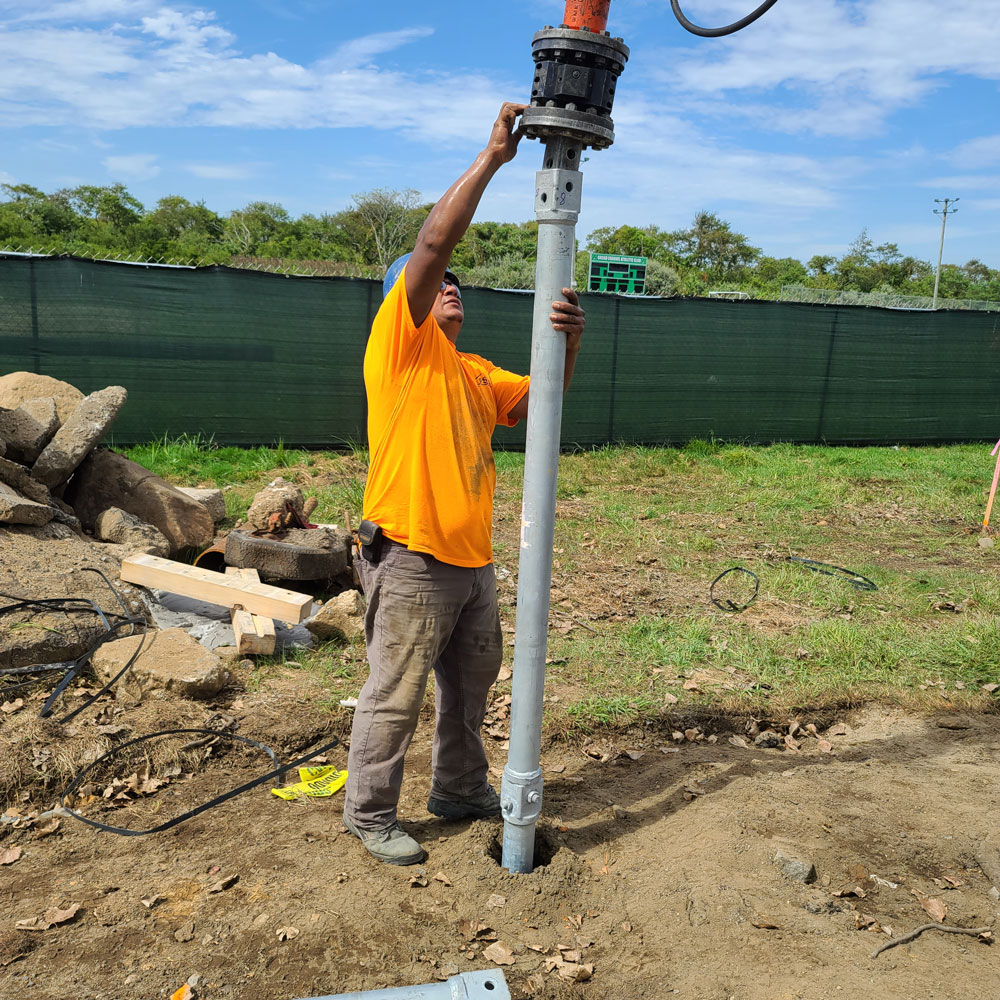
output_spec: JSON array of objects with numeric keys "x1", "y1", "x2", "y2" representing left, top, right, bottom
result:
[
  {"x1": 123, "y1": 435, "x2": 369, "y2": 527},
  {"x1": 117, "y1": 437, "x2": 1000, "y2": 727}
]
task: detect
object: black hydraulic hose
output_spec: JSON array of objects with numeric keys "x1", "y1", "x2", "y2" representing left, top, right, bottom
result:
[
  {"x1": 670, "y1": 0, "x2": 779, "y2": 37},
  {"x1": 52, "y1": 619, "x2": 149, "y2": 725},
  {"x1": 0, "y1": 569, "x2": 146, "y2": 719},
  {"x1": 709, "y1": 566, "x2": 759, "y2": 612},
  {"x1": 785, "y1": 556, "x2": 878, "y2": 592},
  {"x1": 59, "y1": 731, "x2": 343, "y2": 836}
]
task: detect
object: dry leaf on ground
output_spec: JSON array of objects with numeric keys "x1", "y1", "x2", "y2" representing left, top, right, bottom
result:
[
  {"x1": 482, "y1": 942, "x2": 515, "y2": 966},
  {"x1": 1, "y1": 699, "x2": 24, "y2": 714},
  {"x1": 432, "y1": 871, "x2": 452, "y2": 886},
  {"x1": 141, "y1": 895, "x2": 166, "y2": 910},
  {"x1": 919, "y1": 896, "x2": 948, "y2": 922},
  {"x1": 408, "y1": 874, "x2": 429, "y2": 888},
  {"x1": 16, "y1": 902, "x2": 81, "y2": 932},
  {"x1": 0, "y1": 846, "x2": 22, "y2": 866},
  {"x1": 458, "y1": 919, "x2": 496, "y2": 942},
  {"x1": 276, "y1": 926, "x2": 299, "y2": 941},
  {"x1": 486, "y1": 893, "x2": 506, "y2": 908}
]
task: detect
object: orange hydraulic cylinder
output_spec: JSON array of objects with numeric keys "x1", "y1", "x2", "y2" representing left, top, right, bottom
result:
[{"x1": 562, "y1": 0, "x2": 611, "y2": 33}]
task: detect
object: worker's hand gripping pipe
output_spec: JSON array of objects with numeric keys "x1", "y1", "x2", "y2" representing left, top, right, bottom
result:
[{"x1": 501, "y1": 0, "x2": 627, "y2": 874}]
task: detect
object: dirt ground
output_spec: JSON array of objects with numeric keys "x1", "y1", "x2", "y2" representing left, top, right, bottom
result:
[{"x1": 2, "y1": 661, "x2": 998, "y2": 1000}]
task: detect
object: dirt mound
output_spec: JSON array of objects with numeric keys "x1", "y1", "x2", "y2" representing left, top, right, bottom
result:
[{"x1": 2, "y1": 675, "x2": 997, "y2": 1000}]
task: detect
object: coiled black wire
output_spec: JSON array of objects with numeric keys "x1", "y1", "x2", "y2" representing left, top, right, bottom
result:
[
  {"x1": 670, "y1": 0, "x2": 780, "y2": 37},
  {"x1": 0, "y1": 568, "x2": 147, "y2": 722}
]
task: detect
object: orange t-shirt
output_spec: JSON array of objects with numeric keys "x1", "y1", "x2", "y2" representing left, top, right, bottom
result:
[{"x1": 362, "y1": 271, "x2": 530, "y2": 568}]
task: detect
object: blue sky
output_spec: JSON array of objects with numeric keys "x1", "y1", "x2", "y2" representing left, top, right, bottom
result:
[{"x1": 1, "y1": 0, "x2": 998, "y2": 267}]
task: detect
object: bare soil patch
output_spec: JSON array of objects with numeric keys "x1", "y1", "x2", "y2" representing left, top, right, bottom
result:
[{"x1": 2, "y1": 665, "x2": 998, "y2": 1000}]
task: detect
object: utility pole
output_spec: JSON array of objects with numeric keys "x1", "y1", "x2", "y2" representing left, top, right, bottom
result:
[{"x1": 932, "y1": 197, "x2": 959, "y2": 309}]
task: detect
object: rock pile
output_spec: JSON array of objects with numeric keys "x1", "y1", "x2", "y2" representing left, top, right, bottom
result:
[
  {"x1": 0, "y1": 371, "x2": 226, "y2": 675},
  {"x1": 0, "y1": 371, "x2": 216, "y2": 553}
]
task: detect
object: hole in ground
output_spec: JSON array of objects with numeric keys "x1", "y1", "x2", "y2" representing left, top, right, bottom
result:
[{"x1": 486, "y1": 826, "x2": 557, "y2": 869}]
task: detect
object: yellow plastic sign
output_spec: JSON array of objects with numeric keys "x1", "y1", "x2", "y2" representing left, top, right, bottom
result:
[{"x1": 271, "y1": 766, "x2": 348, "y2": 801}]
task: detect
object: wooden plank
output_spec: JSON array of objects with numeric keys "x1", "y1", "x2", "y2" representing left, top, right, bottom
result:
[
  {"x1": 120, "y1": 553, "x2": 313, "y2": 624},
  {"x1": 226, "y1": 567, "x2": 277, "y2": 655}
]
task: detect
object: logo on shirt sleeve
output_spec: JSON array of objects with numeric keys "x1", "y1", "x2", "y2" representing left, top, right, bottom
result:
[{"x1": 475, "y1": 374, "x2": 490, "y2": 387}]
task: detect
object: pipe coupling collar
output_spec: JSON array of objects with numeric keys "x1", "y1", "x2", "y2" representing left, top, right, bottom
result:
[
  {"x1": 535, "y1": 168, "x2": 583, "y2": 222},
  {"x1": 500, "y1": 766, "x2": 543, "y2": 826}
]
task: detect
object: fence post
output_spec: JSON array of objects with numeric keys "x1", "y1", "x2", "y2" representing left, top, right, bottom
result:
[{"x1": 815, "y1": 308, "x2": 840, "y2": 442}]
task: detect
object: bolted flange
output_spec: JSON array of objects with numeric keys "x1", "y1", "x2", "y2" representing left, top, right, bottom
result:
[{"x1": 522, "y1": 26, "x2": 629, "y2": 150}]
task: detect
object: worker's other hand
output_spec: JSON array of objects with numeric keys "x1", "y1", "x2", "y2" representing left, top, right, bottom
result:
[
  {"x1": 551, "y1": 288, "x2": 585, "y2": 350},
  {"x1": 489, "y1": 102, "x2": 528, "y2": 164}
]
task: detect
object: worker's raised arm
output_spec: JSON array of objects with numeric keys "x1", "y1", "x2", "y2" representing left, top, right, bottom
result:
[{"x1": 405, "y1": 103, "x2": 527, "y2": 327}]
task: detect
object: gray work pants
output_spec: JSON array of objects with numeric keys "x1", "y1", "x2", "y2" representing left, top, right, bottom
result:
[{"x1": 343, "y1": 540, "x2": 503, "y2": 830}]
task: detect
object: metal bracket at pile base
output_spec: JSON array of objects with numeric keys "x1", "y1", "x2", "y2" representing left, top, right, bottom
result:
[{"x1": 292, "y1": 969, "x2": 509, "y2": 1000}]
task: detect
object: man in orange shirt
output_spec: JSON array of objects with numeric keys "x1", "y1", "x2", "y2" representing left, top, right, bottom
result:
[{"x1": 342, "y1": 102, "x2": 586, "y2": 865}]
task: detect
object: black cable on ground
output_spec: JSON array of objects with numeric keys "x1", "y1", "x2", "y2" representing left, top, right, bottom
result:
[
  {"x1": 0, "y1": 568, "x2": 147, "y2": 719},
  {"x1": 670, "y1": 0, "x2": 779, "y2": 37},
  {"x1": 59, "y1": 731, "x2": 343, "y2": 837},
  {"x1": 709, "y1": 566, "x2": 760, "y2": 612},
  {"x1": 785, "y1": 556, "x2": 878, "y2": 592}
]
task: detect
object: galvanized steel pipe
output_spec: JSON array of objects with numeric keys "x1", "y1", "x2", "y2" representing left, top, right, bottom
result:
[
  {"x1": 501, "y1": 136, "x2": 582, "y2": 874},
  {"x1": 293, "y1": 969, "x2": 510, "y2": 1000}
]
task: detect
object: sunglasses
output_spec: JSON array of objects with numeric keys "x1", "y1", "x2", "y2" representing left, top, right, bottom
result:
[{"x1": 440, "y1": 279, "x2": 461, "y2": 298}]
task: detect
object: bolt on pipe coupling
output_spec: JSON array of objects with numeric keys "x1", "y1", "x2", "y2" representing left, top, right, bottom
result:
[{"x1": 500, "y1": 766, "x2": 544, "y2": 826}]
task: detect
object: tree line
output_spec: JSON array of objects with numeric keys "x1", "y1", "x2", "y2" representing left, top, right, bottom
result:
[{"x1": 2, "y1": 182, "x2": 997, "y2": 303}]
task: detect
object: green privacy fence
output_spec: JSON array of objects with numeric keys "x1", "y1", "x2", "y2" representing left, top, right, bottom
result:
[{"x1": 2, "y1": 254, "x2": 999, "y2": 447}]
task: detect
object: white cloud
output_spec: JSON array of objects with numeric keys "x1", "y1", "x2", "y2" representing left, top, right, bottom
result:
[
  {"x1": 0, "y1": 0, "x2": 157, "y2": 23},
  {"x1": 917, "y1": 175, "x2": 1000, "y2": 190},
  {"x1": 324, "y1": 28, "x2": 434, "y2": 71},
  {"x1": 185, "y1": 162, "x2": 256, "y2": 180},
  {"x1": 644, "y1": 0, "x2": 1000, "y2": 138},
  {"x1": 0, "y1": 7, "x2": 501, "y2": 142},
  {"x1": 953, "y1": 134, "x2": 1000, "y2": 170},
  {"x1": 104, "y1": 153, "x2": 160, "y2": 179}
]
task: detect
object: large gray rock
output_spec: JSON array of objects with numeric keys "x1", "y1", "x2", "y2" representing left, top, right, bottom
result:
[
  {"x1": 773, "y1": 850, "x2": 817, "y2": 884},
  {"x1": 0, "y1": 481, "x2": 54, "y2": 526},
  {"x1": 65, "y1": 448, "x2": 215, "y2": 553},
  {"x1": 0, "y1": 405, "x2": 52, "y2": 464},
  {"x1": 32, "y1": 385, "x2": 128, "y2": 487},
  {"x1": 177, "y1": 486, "x2": 227, "y2": 524},
  {"x1": 0, "y1": 455, "x2": 51, "y2": 504},
  {"x1": 95, "y1": 506, "x2": 171, "y2": 558},
  {"x1": 0, "y1": 372, "x2": 83, "y2": 424},
  {"x1": 19, "y1": 396, "x2": 59, "y2": 446},
  {"x1": 304, "y1": 588, "x2": 366, "y2": 643},
  {"x1": 90, "y1": 627, "x2": 230, "y2": 698},
  {"x1": 246, "y1": 477, "x2": 307, "y2": 532}
]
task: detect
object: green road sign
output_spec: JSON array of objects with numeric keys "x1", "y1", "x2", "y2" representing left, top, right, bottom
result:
[{"x1": 589, "y1": 253, "x2": 647, "y2": 295}]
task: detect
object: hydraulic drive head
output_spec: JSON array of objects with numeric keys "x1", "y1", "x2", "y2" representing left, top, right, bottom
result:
[{"x1": 520, "y1": 17, "x2": 628, "y2": 151}]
